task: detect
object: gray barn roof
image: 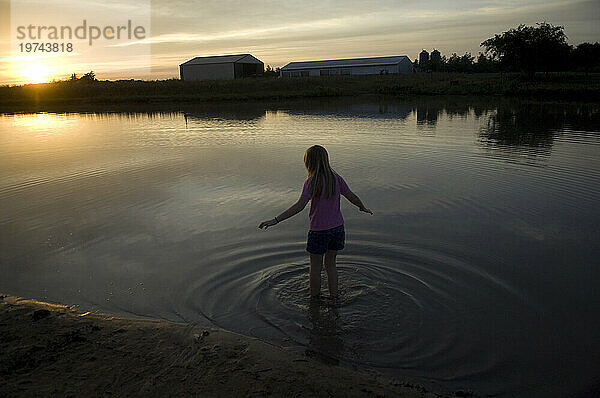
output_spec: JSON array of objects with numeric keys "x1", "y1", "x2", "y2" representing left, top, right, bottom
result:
[
  {"x1": 281, "y1": 56, "x2": 411, "y2": 70},
  {"x1": 181, "y1": 54, "x2": 263, "y2": 66}
]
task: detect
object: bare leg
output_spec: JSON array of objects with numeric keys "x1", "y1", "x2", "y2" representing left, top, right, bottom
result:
[
  {"x1": 323, "y1": 250, "x2": 338, "y2": 297},
  {"x1": 309, "y1": 253, "x2": 323, "y2": 298}
]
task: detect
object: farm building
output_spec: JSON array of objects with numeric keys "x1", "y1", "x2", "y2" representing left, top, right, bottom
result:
[
  {"x1": 280, "y1": 56, "x2": 414, "y2": 77},
  {"x1": 180, "y1": 54, "x2": 264, "y2": 81}
]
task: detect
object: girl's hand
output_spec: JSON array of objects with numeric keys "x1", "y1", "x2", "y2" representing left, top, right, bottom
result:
[
  {"x1": 259, "y1": 218, "x2": 278, "y2": 229},
  {"x1": 360, "y1": 207, "x2": 373, "y2": 215}
]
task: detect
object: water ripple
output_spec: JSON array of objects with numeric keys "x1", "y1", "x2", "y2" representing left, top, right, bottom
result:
[{"x1": 177, "y1": 236, "x2": 526, "y2": 384}]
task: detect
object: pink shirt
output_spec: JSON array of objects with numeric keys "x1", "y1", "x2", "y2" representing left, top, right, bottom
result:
[{"x1": 301, "y1": 173, "x2": 351, "y2": 231}]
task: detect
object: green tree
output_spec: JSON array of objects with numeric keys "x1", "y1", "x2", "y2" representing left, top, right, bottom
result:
[
  {"x1": 79, "y1": 71, "x2": 97, "y2": 82},
  {"x1": 444, "y1": 52, "x2": 475, "y2": 72},
  {"x1": 264, "y1": 65, "x2": 279, "y2": 78},
  {"x1": 474, "y1": 52, "x2": 498, "y2": 73},
  {"x1": 481, "y1": 22, "x2": 571, "y2": 77},
  {"x1": 572, "y1": 42, "x2": 600, "y2": 75}
]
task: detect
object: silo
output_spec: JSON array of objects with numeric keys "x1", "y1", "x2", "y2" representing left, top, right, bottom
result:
[{"x1": 419, "y1": 50, "x2": 430, "y2": 67}]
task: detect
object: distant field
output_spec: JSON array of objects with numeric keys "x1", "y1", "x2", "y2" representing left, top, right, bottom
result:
[{"x1": 1, "y1": 72, "x2": 598, "y2": 111}]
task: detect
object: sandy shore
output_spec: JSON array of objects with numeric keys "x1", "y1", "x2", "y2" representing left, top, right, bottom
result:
[{"x1": 0, "y1": 294, "x2": 438, "y2": 397}]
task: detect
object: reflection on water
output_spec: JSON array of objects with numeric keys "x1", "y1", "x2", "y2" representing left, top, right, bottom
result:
[
  {"x1": 305, "y1": 299, "x2": 343, "y2": 366},
  {"x1": 281, "y1": 101, "x2": 413, "y2": 120},
  {"x1": 481, "y1": 103, "x2": 563, "y2": 149},
  {"x1": 1, "y1": 97, "x2": 599, "y2": 397},
  {"x1": 183, "y1": 102, "x2": 268, "y2": 122}
]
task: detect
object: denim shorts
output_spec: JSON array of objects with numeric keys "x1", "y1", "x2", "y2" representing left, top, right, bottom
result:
[{"x1": 306, "y1": 224, "x2": 345, "y2": 254}]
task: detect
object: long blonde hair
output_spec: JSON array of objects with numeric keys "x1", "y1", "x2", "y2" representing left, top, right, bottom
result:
[{"x1": 304, "y1": 145, "x2": 337, "y2": 199}]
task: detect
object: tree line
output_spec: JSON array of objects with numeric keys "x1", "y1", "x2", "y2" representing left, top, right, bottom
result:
[{"x1": 416, "y1": 22, "x2": 600, "y2": 76}]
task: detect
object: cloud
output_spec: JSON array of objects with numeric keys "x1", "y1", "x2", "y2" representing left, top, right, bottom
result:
[
  {"x1": 1, "y1": 0, "x2": 598, "y2": 82},
  {"x1": 123, "y1": 0, "x2": 597, "y2": 49},
  {"x1": 109, "y1": 16, "x2": 349, "y2": 47},
  {"x1": 144, "y1": 0, "x2": 599, "y2": 72}
]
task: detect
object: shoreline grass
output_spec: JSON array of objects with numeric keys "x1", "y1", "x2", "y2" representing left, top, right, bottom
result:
[{"x1": 1, "y1": 72, "x2": 598, "y2": 113}]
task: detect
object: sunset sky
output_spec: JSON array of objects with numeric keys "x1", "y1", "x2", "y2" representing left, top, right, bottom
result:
[{"x1": 0, "y1": 0, "x2": 598, "y2": 84}]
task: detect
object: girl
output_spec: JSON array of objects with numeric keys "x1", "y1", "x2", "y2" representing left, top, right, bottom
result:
[{"x1": 259, "y1": 145, "x2": 372, "y2": 298}]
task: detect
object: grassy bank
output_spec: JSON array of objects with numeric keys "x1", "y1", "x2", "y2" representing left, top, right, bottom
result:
[
  {"x1": 0, "y1": 72, "x2": 598, "y2": 112},
  {"x1": 0, "y1": 294, "x2": 438, "y2": 397}
]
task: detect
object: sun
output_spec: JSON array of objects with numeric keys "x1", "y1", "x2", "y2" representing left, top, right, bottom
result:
[{"x1": 21, "y1": 63, "x2": 51, "y2": 84}]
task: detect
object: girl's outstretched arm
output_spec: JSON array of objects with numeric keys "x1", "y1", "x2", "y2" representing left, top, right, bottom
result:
[
  {"x1": 342, "y1": 190, "x2": 373, "y2": 214},
  {"x1": 259, "y1": 195, "x2": 310, "y2": 229}
]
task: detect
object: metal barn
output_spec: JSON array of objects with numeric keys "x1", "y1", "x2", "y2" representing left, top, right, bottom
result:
[
  {"x1": 180, "y1": 54, "x2": 264, "y2": 81},
  {"x1": 280, "y1": 56, "x2": 414, "y2": 77}
]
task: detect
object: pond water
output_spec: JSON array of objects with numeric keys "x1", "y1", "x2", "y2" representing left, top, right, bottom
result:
[{"x1": 1, "y1": 98, "x2": 599, "y2": 397}]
